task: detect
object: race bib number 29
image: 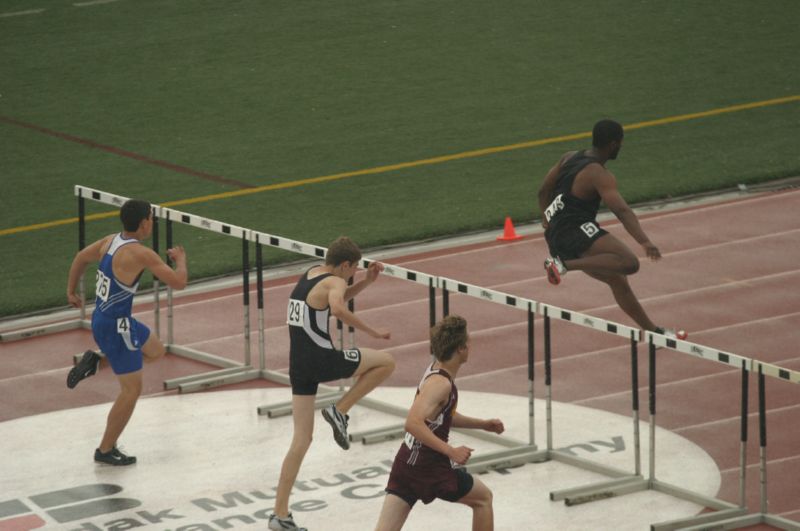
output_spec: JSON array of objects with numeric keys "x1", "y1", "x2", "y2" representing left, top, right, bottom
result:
[{"x1": 287, "y1": 299, "x2": 304, "y2": 326}]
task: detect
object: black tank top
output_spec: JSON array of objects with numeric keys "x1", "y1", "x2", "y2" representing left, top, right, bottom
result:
[
  {"x1": 287, "y1": 268, "x2": 334, "y2": 352},
  {"x1": 544, "y1": 151, "x2": 602, "y2": 230}
]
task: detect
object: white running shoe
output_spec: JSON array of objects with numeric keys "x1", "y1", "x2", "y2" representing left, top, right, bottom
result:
[
  {"x1": 268, "y1": 513, "x2": 307, "y2": 531},
  {"x1": 544, "y1": 256, "x2": 566, "y2": 285},
  {"x1": 321, "y1": 404, "x2": 350, "y2": 450}
]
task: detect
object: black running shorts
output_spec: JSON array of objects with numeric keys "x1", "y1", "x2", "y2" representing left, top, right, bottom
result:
[
  {"x1": 289, "y1": 345, "x2": 362, "y2": 395},
  {"x1": 545, "y1": 220, "x2": 608, "y2": 261}
]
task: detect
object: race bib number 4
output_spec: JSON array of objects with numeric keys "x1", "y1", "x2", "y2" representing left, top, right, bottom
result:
[{"x1": 287, "y1": 299, "x2": 305, "y2": 326}]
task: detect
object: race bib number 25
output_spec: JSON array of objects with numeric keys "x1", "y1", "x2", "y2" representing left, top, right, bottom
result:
[{"x1": 95, "y1": 270, "x2": 111, "y2": 302}]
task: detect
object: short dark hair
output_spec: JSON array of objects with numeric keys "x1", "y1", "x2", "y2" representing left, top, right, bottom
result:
[
  {"x1": 430, "y1": 315, "x2": 468, "y2": 362},
  {"x1": 592, "y1": 119, "x2": 624, "y2": 148},
  {"x1": 120, "y1": 199, "x2": 152, "y2": 232},
  {"x1": 325, "y1": 236, "x2": 362, "y2": 266}
]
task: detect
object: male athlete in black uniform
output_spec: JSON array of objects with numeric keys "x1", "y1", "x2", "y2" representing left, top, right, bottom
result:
[
  {"x1": 538, "y1": 119, "x2": 685, "y2": 339},
  {"x1": 269, "y1": 236, "x2": 395, "y2": 531}
]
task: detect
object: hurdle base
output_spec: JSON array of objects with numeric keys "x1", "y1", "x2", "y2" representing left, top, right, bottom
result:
[
  {"x1": 166, "y1": 344, "x2": 243, "y2": 369},
  {"x1": 349, "y1": 422, "x2": 406, "y2": 445},
  {"x1": 1, "y1": 319, "x2": 91, "y2": 343},
  {"x1": 675, "y1": 513, "x2": 800, "y2": 531},
  {"x1": 165, "y1": 366, "x2": 256, "y2": 391},
  {"x1": 551, "y1": 475, "x2": 644, "y2": 503},
  {"x1": 257, "y1": 391, "x2": 342, "y2": 418},
  {"x1": 465, "y1": 445, "x2": 543, "y2": 474},
  {"x1": 174, "y1": 367, "x2": 264, "y2": 393}
]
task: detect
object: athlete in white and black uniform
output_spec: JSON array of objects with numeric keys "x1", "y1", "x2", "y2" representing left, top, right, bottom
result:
[
  {"x1": 538, "y1": 119, "x2": 686, "y2": 339},
  {"x1": 287, "y1": 268, "x2": 362, "y2": 395},
  {"x1": 270, "y1": 236, "x2": 396, "y2": 531}
]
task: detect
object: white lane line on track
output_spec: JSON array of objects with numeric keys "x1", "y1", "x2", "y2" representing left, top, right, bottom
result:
[
  {"x1": 0, "y1": 9, "x2": 45, "y2": 17},
  {"x1": 458, "y1": 312, "x2": 800, "y2": 386},
  {"x1": 167, "y1": 271, "x2": 800, "y2": 361},
  {"x1": 402, "y1": 188, "x2": 800, "y2": 265},
  {"x1": 719, "y1": 454, "x2": 800, "y2": 475},
  {"x1": 570, "y1": 352, "x2": 800, "y2": 404},
  {"x1": 673, "y1": 402, "x2": 800, "y2": 434}
]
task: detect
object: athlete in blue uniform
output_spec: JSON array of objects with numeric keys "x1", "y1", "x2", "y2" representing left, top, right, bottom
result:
[
  {"x1": 269, "y1": 236, "x2": 395, "y2": 531},
  {"x1": 538, "y1": 119, "x2": 685, "y2": 339},
  {"x1": 66, "y1": 199, "x2": 188, "y2": 465}
]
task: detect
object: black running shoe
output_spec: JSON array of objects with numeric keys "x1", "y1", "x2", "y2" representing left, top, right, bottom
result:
[
  {"x1": 321, "y1": 404, "x2": 350, "y2": 450},
  {"x1": 94, "y1": 447, "x2": 136, "y2": 466},
  {"x1": 67, "y1": 350, "x2": 101, "y2": 389}
]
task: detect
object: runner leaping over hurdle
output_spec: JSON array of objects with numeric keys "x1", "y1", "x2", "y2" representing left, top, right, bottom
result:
[
  {"x1": 65, "y1": 199, "x2": 188, "y2": 466},
  {"x1": 269, "y1": 236, "x2": 395, "y2": 531},
  {"x1": 538, "y1": 119, "x2": 686, "y2": 340}
]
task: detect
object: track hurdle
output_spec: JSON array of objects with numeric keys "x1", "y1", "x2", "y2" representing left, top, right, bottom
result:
[
  {"x1": 0, "y1": 189, "x2": 99, "y2": 342},
  {"x1": 617, "y1": 332, "x2": 752, "y2": 530},
  {"x1": 682, "y1": 361, "x2": 800, "y2": 531},
  {"x1": 524, "y1": 303, "x2": 651, "y2": 497},
  {"x1": 438, "y1": 277, "x2": 541, "y2": 473}
]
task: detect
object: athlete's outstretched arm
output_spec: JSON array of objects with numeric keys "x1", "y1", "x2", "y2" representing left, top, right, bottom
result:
[
  {"x1": 66, "y1": 236, "x2": 110, "y2": 308},
  {"x1": 593, "y1": 169, "x2": 661, "y2": 260},
  {"x1": 140, "y1": 246, "x2": 189, "y2": 290},
  {"x1": 405, "y1": 375, "x2": 473, "y2": 465},
  {"x1": 343, "y1": 261, "x2": 383, "y2": 302},
  {"x1": 451, "y1": 412, "x2": 504, "y2": 433},
  {"x1": 329, "y1": 278, "x2": 390, "y2": 339}
]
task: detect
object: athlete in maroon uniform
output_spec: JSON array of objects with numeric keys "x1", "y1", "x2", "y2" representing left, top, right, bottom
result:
[{"x1": 375, "y1": 316, "x2": 504, "y2": 531}]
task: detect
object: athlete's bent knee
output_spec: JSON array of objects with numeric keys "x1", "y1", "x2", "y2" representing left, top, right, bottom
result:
[{"x1": 621, "y1": 256, "x2": 640, "y2": 275}]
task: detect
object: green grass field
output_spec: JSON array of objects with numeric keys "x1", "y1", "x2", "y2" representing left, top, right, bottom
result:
[{"x1": 1, "y1": 0, "x2": 798, "y2": 317}]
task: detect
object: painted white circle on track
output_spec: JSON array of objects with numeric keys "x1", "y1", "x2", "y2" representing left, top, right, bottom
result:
[{"x1": 0, "y1": 388, "x2": 720, "y2": 530}]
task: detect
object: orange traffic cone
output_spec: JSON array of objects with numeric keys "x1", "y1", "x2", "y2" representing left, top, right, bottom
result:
[{"x1": 497, "y1": 216, "x2": 523, "y2": 241}]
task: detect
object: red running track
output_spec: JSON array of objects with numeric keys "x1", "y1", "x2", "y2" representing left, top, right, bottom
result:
[{"x1": 1, "y1": 188, "x2": 799, "y2": 529}]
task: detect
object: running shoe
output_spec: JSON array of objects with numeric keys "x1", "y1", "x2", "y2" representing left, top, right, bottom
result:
[
  {"x1": 268, "y1": 513, "x2": 307, "y2": 531},
  {"x1": 544, "y1": 256, "x2": 566, "y2": 285},
  {"x1": 94, "y1": 446, "x2": 136, "y2": 466},
  {"x1": 67, "y1": 350, "x2": 101, "y2": 389},
  {"x1": 321, "y1": 404, "x2": 350, "y2": 450}
]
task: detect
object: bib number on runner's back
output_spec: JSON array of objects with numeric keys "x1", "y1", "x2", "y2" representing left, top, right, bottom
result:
[
  {"x1": 287, "y1": 299, "x2": 305, "y2": 326},
  {"x1": 96, "y1": 270, "x2": 111, "y2": 302}
]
